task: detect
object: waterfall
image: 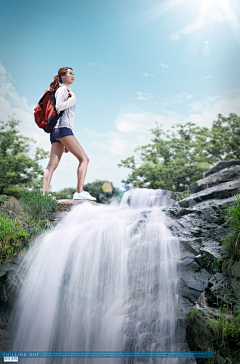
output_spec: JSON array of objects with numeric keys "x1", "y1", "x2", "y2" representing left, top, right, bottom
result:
[{"x1": 8, "y1": 188, "x2": 180, "y2": 363}]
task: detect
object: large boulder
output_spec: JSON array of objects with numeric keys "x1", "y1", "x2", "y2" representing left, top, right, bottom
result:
[
  {"x1": 178, "y1": 179, "x2": 240, "y2": 208},
  {"x1": 189, "y1": 165, "x2": 240, "y2": 194},
  {"x1": 205, "y1": 160, "x2": 240, "y2": 177},
  {"x1": 56, "y1": 199, "x2": 98, "y2": 212}
]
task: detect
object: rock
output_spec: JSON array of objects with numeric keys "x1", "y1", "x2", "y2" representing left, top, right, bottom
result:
[
  {"x1": 0, "y1": 195, "x2": 24, "y2": 219},
  {"x1": 209, "y1": 262, "x2": 240, "y2": 313},
  {"x1": 205, "y1": 159, "x2": 240, "y2": 177},
  {"x1": 56, "y1": 199, "x2": 99, "y2": 212},
  {"x1": 177, "y1": 179, "x2": 240, "y2": 208},
  {"x1": 189, "y1": 165, "x2": 240, "y2": 194},
  {"x1": 186, "y1": 309, "x2": 233, "y2": 364}
]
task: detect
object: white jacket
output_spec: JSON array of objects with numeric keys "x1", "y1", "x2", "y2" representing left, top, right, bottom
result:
[{"x1": 54, "y1": 83, "x2": 76, "y2": 131}]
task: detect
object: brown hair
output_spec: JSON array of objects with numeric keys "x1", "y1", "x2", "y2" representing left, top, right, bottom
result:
[{"x1": 50, "y1": 67, "x2": 73, "y2": 91}]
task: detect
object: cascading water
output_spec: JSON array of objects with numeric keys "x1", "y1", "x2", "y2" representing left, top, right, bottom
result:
[{"x1": 8, "y1": 188, "x2": 181, "y2": 363}]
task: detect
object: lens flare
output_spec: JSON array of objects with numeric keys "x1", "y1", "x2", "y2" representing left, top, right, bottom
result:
[{"x1": 102, "y1": 182, "x2": 112, "y2": 193}]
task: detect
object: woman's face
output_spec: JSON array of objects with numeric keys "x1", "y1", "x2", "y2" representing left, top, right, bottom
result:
[{"x1": 62, "y1": 69, "x2": 75, "y2": 85}]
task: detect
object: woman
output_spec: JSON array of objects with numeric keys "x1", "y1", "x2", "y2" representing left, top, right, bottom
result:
[{"x1": 42, "y1": 67, "x2": 96, "y2": 201}]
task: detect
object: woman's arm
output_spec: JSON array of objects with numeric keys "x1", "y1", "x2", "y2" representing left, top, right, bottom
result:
[{"x1": 55, "y1": 86, "x2": 76, "y2": 112}]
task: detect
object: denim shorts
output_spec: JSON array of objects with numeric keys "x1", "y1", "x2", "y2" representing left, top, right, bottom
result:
[{"x1": 50, "y1": 127, "x2": 74, "y2": 144}]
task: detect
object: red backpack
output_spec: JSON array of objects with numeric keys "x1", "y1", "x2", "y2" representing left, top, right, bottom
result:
[{"x1": 34, "y1": 85, "x2": 71, "y2": 133}]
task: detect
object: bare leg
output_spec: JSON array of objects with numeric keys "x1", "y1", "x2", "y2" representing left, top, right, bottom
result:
[
  {"x1": 43, "y1": 142, "x2": 64, "y2": 195},
  {"x1": 57, "y1": 135, "x2": 89, "y2": 193}
]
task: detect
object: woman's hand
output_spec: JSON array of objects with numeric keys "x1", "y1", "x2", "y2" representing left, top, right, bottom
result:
[
  {"x1": 63, "y1": 146, "x2": 69, "y2": 153},
  {"x1": 69, "y1": 92, "x2": 75, "y2": 97}
]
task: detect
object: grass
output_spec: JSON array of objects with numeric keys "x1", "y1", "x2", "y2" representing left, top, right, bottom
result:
[
  {"x1": 175, "y1": 189, "x2": 191, "y2": 201},
  {"x1": 209, "y1": 310, "x2": 240, "y2": 361},
  {"x1": 217, "y1": 194, "x2": 240, "y2": 269},
  {"x1": 0, "y1": 190, "x2": 58, "y2": 262},
  {"x1": 188, "y1": 306, "x2": 240, "y2": 363},
  {"x1": 20, "y1": 189, "x2": 58, "y2": 222},
  {"x1": 0, "y1": 211, "x2": 29, "y2": 262},
  {"x1": 188, "y1": 308, "x2": 204, "y2": 318}
]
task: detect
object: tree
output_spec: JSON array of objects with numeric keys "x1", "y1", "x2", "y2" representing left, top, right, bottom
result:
[
  {"x1": 118, "y1": 113, "x2": 240, "y2": 192},
  {"x1": 83, "y1": 180, "x2": 117, "y2": 204},
  {"x1": 52, "y1": 187, "x2": 76, "y2": 200},
  {"x1": 207, "y1": 113, "x2": 240, "y2": 160},
  {"x1": 0, "y1": 116, "x2": 49, "y2": 199}
]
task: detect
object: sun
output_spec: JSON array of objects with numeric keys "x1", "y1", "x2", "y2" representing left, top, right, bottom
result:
[{"x1": 199, "y1": 0, "x2": 240, "y2": 35}]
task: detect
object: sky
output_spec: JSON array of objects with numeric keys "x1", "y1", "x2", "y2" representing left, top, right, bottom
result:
[{"x1": 0, "y1": 0, "x2": 240, "y2": 192}]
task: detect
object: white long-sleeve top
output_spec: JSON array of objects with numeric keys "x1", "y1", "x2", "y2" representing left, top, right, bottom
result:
[{"x1": 54, "y1": 83, "x2": 76, "y2": 131}]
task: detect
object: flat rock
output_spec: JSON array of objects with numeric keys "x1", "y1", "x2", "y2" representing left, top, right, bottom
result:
[
  {"x1": 205, "y1": 159, "x2": 240, "y2": 177},
  {"x1": 189, "y1": 165, "x2": 240, "y2": 194},
  {"x1": 177, "y1": 179, "x2": 240, "y2": 208},
  {"x1": 56, "y1": 199, "x2": 99, "y2": 211}
]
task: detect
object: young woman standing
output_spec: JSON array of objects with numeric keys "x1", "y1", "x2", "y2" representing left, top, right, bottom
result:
[{"x1": 42, "y1": 67, "x2": 96, "y2": 201}]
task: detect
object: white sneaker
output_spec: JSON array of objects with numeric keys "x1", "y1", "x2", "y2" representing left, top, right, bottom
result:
[
  {"x1": 81, "y1": 191, "x2": 96, "y2": 201},
  {"x1": 73, "y1": 191, "x2": 88, "y2": 200},
  {"x1": 73, "y1": 191, "x2": 96, "y2": 201}
]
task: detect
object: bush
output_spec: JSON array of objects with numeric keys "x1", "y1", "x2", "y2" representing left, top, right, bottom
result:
[
  {"x1": 220, "y1": 194, "x2": 240, "y2": 265},
  {"x1": 209, "y1": 314, "x2": 240, "y2": 360},
  {"x1": 0, "y1": 211, "x2": 29, "y2": 262},
  {"x1": 20, "y1": 190, "x2": 58, "y2": 223}
]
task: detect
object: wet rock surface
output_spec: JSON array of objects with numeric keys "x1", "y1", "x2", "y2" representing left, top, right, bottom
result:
[
  {"x1": 56, "y1": 198, "x2": 98, "y2": 212},
  {"x1": 163, "y1": 162, "x2": 240, "y2": 363},
  {"x1": 189, "y1": 165, "x2": 240, "y2": 194}
]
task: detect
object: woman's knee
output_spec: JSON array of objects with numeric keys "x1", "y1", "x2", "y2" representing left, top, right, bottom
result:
[
  {"x1": 47, "y1": 160, "x2": 59, "y2": 171},
  {"x1": 83, "y1": 155, "x2": 89, "y2": 164},
  {"x1": 78, "y1": 155, "x2": 89, "y2": 164}
]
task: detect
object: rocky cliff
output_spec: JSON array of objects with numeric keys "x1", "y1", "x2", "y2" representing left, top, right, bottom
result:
[{"x1": 165, "y1": 160, "x2": 240, "y2": 364}]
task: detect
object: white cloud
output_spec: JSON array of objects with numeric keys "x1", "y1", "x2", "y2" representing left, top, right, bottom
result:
[
  {"x1": 115, "y1": 111, "x2": 178, "y2": 133},
  {"x1": 157, "y1": 63, "x2": 169, "y2": 68},
  {"x1": 202, "y1": 75, "x2": 212, "y2": 79},
  {"x1": 185, "y1": 86, "x2": 240, "y2": 126},
  {"x1": 91, "y1": 139, "x2": 127, "y2": 156},
  {"x1": 160, "y1": 109, "x2": 178, "y2": 116},
  {"x1": 171, "y1": 91, "x2": 195, "y2": 103},
  {"x1": 0, "y1": 74, "x2": 35, "y2": 114},
  {"x1": 143, "y1": 73, "x2": 153, "y2": 77},
  {"x1": 136, "y1": 91, "x2": 154, "y2": 101}
]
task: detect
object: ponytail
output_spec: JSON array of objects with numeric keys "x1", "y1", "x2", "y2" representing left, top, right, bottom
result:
[{"x1": 50, "y1": 67, "x2": 73, "y2": 91}]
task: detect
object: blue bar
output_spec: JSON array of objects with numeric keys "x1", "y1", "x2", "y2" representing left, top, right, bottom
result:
[{"x1": 1, "y1": 351, "x2": 214, "y2": 358}]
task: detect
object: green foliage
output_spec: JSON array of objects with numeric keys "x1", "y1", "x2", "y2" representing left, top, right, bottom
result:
[
  {"x1": 0, "y1": 115, "x2": 49, "y2": 199},
  {"x1": 0, "y1": 211, "x2": 29, "y2": 262},
  {"x1": 24, "y1": 214, "x2": 53, "y2": 239},
  {"x1": 20, "y1": 190, "x2": 58, "y2": 222},
  {"x1": 188, "y1": 308, "x2": 204, "y2": 318},
  {"x1": 208, "y1": 113, "x2": 240, "y2": 160},
  {"x1": 52, "y1": 187, "x2": 76, "y2": 200},
  {"x1": 83, "y1": 180, "x2": 117, "y2": 204},
  {"x1": 209, "y1": 314, "x2": 240, "y2": 360},
  {"x1": 118, "y1": 113, "x2": 240, "y2": 192},
  {"x1": 219, "y1": 194, "x2": 240, "y2": 267},
  {"x1": 175, "y1": 190, "x2": 190, "y2": 201}
]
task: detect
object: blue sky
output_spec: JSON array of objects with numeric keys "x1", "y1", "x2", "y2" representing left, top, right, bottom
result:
[{"x1": 0, "y1": 0, "x2": 240, "y2": 192}]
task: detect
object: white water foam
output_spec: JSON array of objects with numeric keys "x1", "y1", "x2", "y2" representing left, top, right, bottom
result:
[{"x1": 8, "y1": 188, "x2": 181, "y2": 364}]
